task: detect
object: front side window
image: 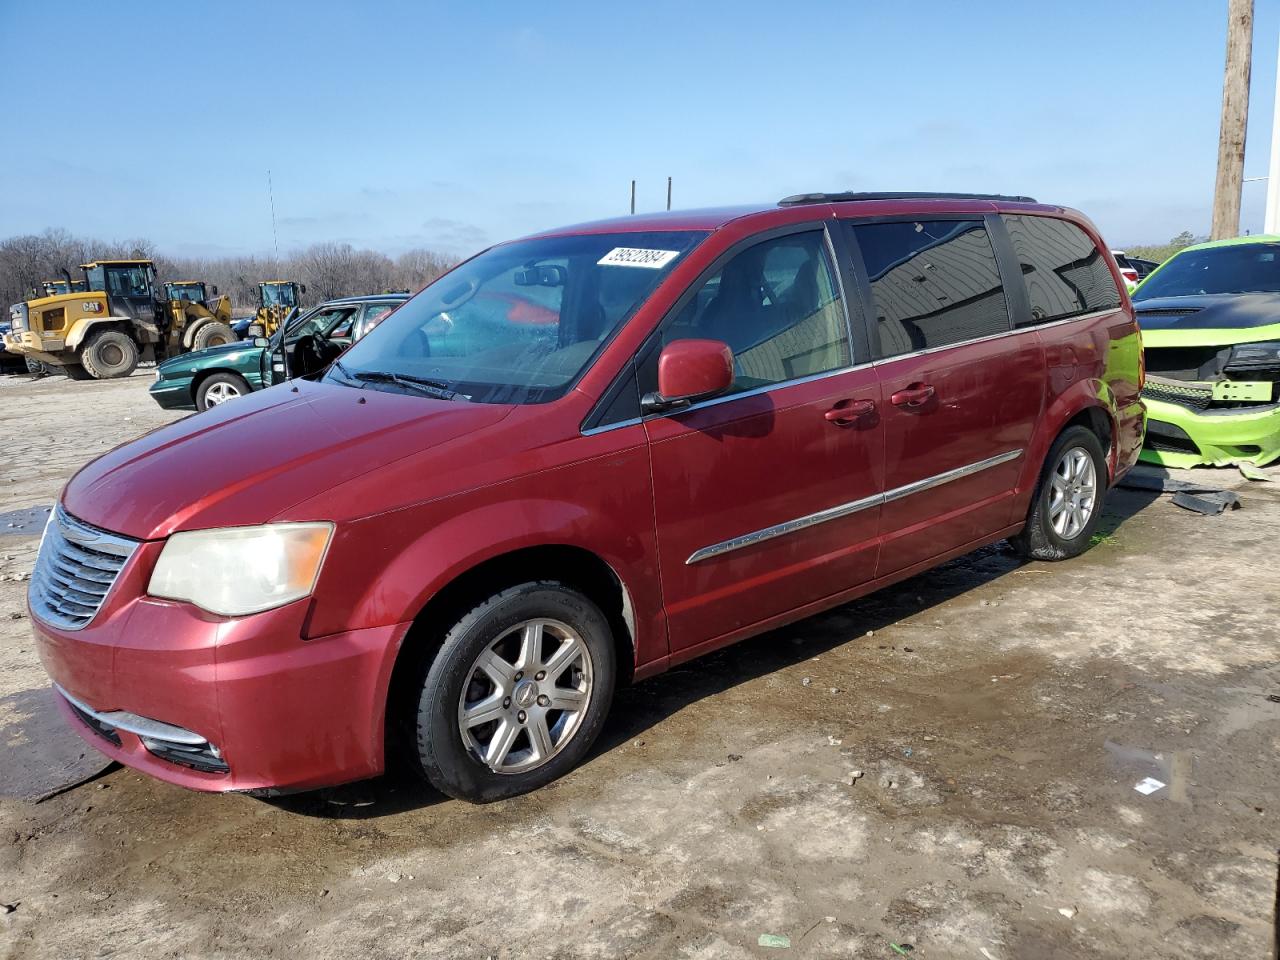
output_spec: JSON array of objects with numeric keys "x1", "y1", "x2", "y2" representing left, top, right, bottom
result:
[
  {"x1": 1132, "y1": 242, "x2": 1280, "y2": 300},
  {"x1": 661, "y1": 230, "x2": 850, "y2": 393},
  {"x1": 262, "y1": 284, "x2": 298, "y2": 308},
  {"x1": 105, "y1": 265, "x2": 151, "y2": 298},
  {"x1": 83, "y1": 265, "x2": 105, "y2": 292},
  {"x1": 852, "y1": 220, "x2": 1010, "y2": 357},
  {"x1": 330, "y1": 230, "x2": 706, "y2": 404},
  {"x1": 1005, "y1": 216, "x2": 1121, "y2": 326}
]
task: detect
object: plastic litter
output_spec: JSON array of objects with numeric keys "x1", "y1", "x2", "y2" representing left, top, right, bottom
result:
[
  {"x1": 1058, "y1": 905, "x2": 1078, "y2": 918},
  {"x1": 758, "y1": 933, "x2": 791, "y2": 949},
  {"x1": 889, "y1": 943, "x2": 914, "y2": 955},
  {"x1": 1134, "y1": 776, "x2": 1166, "y2": 795},
  {"x1": 1170, "y1": 490, "x2": 1241, "y2": 515},
  {"x1": 1267, "y1": 695, "x2": 1280, "y2": 704},
  {"x1": 1238, "y1": 463, "x2": 1273, "y2": 482}
]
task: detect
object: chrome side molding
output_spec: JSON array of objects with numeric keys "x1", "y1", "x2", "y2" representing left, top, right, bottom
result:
[{"x1": 685, "y1": 448, "x2": 1023, "y2": 565}]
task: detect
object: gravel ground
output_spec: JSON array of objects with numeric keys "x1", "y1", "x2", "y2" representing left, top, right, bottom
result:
[{"x1": 1, "y1": 369, "x2": 1278, "y2": 959}]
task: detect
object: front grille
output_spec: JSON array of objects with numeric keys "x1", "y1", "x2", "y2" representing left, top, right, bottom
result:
[
  {"x1": 1141, "y1": 379, "x2": 1212, "y2": 410},
  {"x1": 30, "y1": 506, "x2": 138, "y2": 631}
]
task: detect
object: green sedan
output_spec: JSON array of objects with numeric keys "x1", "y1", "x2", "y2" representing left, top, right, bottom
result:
[{"x1": 149, "y1": 295, "x2": 407, "y2": 411}]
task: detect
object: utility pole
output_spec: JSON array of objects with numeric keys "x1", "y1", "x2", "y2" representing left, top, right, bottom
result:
[
  {"x1": 267, "y1": 169, "x2": 279, "y2": 261},
  {"x1": 667, "y1": 176, "x2": 672, "y2": 211},
  {"x1": 630, "y1": 180, "x2": 636, "y2": 215},
  {"x1": 1211, "y1": 0, "x2": 1253, "y2": 240},
  {"x1": 1266, "y1": 29, "x2": 1280, "y2": 232}
]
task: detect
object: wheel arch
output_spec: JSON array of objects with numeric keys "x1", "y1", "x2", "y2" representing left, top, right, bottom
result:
[
  {"x1": 380, "y1": 542, "x2": 640, "y2": 768},
  {"x1": 65, "y1": 317, "x2": 136, "y2": 351}
]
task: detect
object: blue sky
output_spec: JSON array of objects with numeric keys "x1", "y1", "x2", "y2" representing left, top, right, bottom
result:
[{"x1": 2, "y1": 0, "x2": 1279, "y2": 256}]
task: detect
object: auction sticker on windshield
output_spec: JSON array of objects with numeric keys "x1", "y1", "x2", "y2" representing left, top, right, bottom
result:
[{"x1": 597, "y1": 247, "x2": 680, "y2": 269}]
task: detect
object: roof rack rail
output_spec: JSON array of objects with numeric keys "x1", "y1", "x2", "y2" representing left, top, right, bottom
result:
[{"x1": 778, "y1": 191, "x2": 1037, "y2": 206}]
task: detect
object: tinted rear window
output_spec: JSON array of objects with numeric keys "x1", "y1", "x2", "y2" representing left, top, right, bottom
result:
[
  {"x1": 1005, "y1": 216, "x2": 1121, "y2": 325},
  {"x1": 851, "y1": 220, "x2": 1010, "y2": 357}
]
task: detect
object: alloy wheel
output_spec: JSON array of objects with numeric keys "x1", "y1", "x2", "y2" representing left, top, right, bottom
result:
[
  {"x1": 457, "y1": 618, "x2": 593, "y2": 774},
  {"x1": 205, "y1": 382, "x2": 242, "y2": 406},
  {"x1": 1048, "y1": 447, "x2": 1096, "y2": 539}
]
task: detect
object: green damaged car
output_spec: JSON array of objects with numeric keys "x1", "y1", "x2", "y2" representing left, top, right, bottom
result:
[
  {"x1": 1132, "y1": 235, "x2": 1280, "y2": 467},
  {"x1": 149, "y1": 295, "x2": 406, "y2": 411}
]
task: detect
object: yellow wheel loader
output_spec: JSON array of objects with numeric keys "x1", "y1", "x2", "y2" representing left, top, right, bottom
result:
[
  {"x1": 3, "y1": 260, "x2": 237, "y2": 380},
  {"x1": 247, "y1": 280, "x2": 305, "y2": 337}
]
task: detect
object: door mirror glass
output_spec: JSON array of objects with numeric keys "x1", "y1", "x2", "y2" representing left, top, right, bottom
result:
[
  {"x1": 645, "y1": 338, "x2": 733, "y2": 411},
  {"x1": 253, "y1": 337, "x2": 269, "y2": 347}
]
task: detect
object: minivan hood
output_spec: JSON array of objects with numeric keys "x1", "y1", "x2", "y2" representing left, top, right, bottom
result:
[
  {"x1": 63, "y1": 381, "x2": 514, "y2": 540},
  {"x1": 1133, "y1": 293, "x2": 1280, "y2": 332}
]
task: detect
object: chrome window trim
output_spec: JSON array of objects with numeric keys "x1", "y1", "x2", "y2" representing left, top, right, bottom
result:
[
  {"x1": 578, "y1": 361, "x2": 876, "y2": 437},
  {"x1": 870, "y1": 309, "x2": 1122, "y2": 369},
  {"x1": 685, "y1": 448, "x2": 1024, "y2": 565}
]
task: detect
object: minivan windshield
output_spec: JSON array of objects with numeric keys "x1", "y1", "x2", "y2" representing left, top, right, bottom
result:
[
  {"x1": 1133, "y1": 243, "x2": 1280, "y2": 300},
  {"x1": 327, "y1": 230, "x2": 707, "y2": 404}
]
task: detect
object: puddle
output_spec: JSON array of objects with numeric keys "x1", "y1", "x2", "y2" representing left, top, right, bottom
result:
[
  {"x1": 0, "y1": 504, "x2": 52, "y2": 536},
  {"x1": 1104, "y1": 739, "x2": 1192, "y2": 804}
]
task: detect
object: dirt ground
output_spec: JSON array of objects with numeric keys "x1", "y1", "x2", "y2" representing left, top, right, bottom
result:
[{"x1": 1, "y1": 369, "x2": 1278, "y2": 960}]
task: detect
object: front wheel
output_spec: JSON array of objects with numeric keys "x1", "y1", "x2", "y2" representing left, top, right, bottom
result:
[
  {"x1": 1010, "y1": 425, "x2": 1107, "y2": 561},
  {"x1": 191, "y1": 321, "x2": 236, "y2": 351},
  {"x1": 196, "y1": 372, "x2": 250, "y2": 411},
  {"x1": 413, "y1": 581, "x2": 617, "y2": 803},
  {"x1": 79, "y1": 329, "x2": 138, "y2": 379}
]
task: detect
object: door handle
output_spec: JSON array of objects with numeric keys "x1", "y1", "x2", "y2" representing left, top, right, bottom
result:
[
  {"x1": 824, "y1": 399, "x2": 876, "y2": 424},
  {"x1": 890, "y1": 383, "x2": 935, "y2": 408}
]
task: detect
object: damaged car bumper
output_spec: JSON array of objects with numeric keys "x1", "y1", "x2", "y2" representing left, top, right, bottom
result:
[{"x1": 1137, "y1": 315, "x2": 1280, "y2": 468}]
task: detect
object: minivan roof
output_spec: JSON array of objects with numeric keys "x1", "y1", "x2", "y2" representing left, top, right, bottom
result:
[{"x1": 531, "y1": 194, "x2": 1068, "y2": 239}]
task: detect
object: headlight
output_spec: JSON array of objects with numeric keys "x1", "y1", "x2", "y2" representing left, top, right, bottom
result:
[
  {"x1": 1225, "y1": 341, "x2": 1280, "y2": 375},
  {"x1": 148, "y1": 522, "x2": 333, "y2": 616}
]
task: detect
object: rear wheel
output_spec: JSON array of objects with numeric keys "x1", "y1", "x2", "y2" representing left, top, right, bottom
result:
[
  {"x1": 78, "y1": 330, "x2": 138, "y2": 379},
  {"x1": 1010, "y1": 425, "x2": 1107, "y2": 561},
  {"x1": 196, "y1": 372, "x2": 250, "y2": 411},
  {"x1": 413, "y1": 581, "x2": 617, "y2": 803},
  {"x1": 191, "y1": 321, "x2": 236, "y2": 351}
]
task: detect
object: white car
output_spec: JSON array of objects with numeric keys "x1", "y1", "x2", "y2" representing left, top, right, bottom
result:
[{"x1": 1111, "y1": 250, "x2": 1140, "y2": 292}]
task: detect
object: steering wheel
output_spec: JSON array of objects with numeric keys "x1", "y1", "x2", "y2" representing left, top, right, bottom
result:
[{"x1": 291, "y1": 334, "x2": 327, "y2": 376}]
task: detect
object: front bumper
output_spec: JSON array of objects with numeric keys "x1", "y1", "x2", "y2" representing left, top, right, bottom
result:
[
  {"x1": 148, "y1": 376, "x2": 196, "y2": 410},
  {"x1": 1140, "y1": 395, "x2": 1280, "y2": 468},
  {"x1": 33, "y1": 571, "x2": 411, "y2": 792},
  {"x1": 3, "y1": 330, "x2": 67, "y2": 365}
]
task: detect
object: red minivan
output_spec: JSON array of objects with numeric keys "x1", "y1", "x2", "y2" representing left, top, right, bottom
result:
[{"x1": 31, "y1": 193, "x2": 1144, "y2": 802}]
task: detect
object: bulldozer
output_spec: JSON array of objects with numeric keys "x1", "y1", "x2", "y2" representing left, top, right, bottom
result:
[
  {"x1": 3, "y1": 260, "x2": 237, "y2": 380},
  {"x1": 247, "y1": 280, "x2": 305, "y2": 337}
]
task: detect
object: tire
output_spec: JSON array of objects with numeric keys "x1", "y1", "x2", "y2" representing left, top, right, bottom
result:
[
  {"x1": 78, "y1": 329, "x2": 138, "y2": 379},
  {"x1": 195, "y1": 372, "x2": 250, "y2": 411},
  {"x1": 414, "y1": 581, "x2": 617, "y2": 803},
  {"x1": 1009, "y1": 425, "x2": 1107, "y2": 561},
  {"x1": 25, "y1": 357, "x2": 47, "y2": 378},
  {"x1": 191, "y1": 321, "x2": 236, "y2": 351},
  {"x1": 63, "y1": 363, "x2": 93, "y2": 381}
]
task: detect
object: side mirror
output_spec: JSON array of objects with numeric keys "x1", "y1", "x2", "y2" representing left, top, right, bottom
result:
[
  {"x1": 253, "y1": 337, "x2": 269, "y2": 347},
  {"x1": 211, "y1": 285, "x2": 219, "y2": 296},
  {"x1": 642, "y1": 339, "x2": 734, "y2": 413},
  {"x1": 300, "y1": 284, "x2": 307, "y2": 295}
]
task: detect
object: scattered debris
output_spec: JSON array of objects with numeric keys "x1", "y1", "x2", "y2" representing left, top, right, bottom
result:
[
  {"x1": 1267, "y1": 695, "x2": 1280, "y2": 704},
  {"x1": 1, "y1": 903, "x2": 17, "y2": 915},
  {"x1": 903, "y1": 747, "x2": 913, "y2": 758},
  {"x1": 848, "y1": 770, "x2": 864, "y2": 784},
  {"x1": 633, "y1": 739, "x2": 645, "y2": 748},
  {"x1": 1058, "y1": 905, "x2": 1078, "y2": 919},
  {"x1": 1119, "y1": 473, "x2": 1225, "y2": 494},
  {"x1": 824, "y1": 916, "x2": 835, "y2": 923},
  {"x1": 827, "y1": 735, "x2": 842, "y2": 746},
  {"x1": 922, "y1": 735, "x2": 936, "y2": 742},
  {"x1": 889, "y1": 943, "x2": 914, "y2": 955},
  {"x1": 980, "y1": 949, "x2": 1000, "y2": 960},
  {"x1": 1238, "y1": 462, "x2": 1273, "y2": 482},
  {"x1": 801, "y1": 677, "x2": 812, "y2": 687},
  {"x1": 1135, "y1": 776, "x2": 1166, "y2": 795},
  {"x1": 1171, "y1": 489, "x2": 1241, "y2": 515},
  {"x1": 727, "y1": 753, "x2": 743, "y2": 762},
  {"x1": 758, "y1": 933, "x2": 791, "y2": 949},
  {"x1": 902, "y1": 646, "x2": 914, "y2": 653}
]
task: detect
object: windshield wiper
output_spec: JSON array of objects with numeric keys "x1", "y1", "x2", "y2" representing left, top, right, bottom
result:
[{"x1": 350, "y1": 369, "x2": 461, "y2": 400}]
